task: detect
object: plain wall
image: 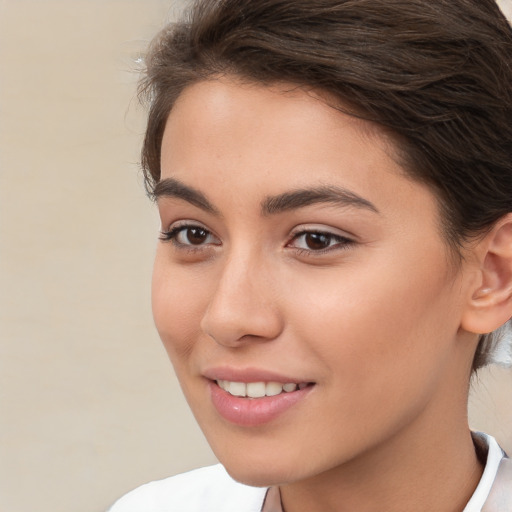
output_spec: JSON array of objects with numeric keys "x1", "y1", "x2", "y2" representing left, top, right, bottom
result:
[
  {"x1": 0, "y1": 1, "x2": 511, "y2": 511},
  {"x1": 0, "y1": 2, "x2": 217, "y2": 512}
]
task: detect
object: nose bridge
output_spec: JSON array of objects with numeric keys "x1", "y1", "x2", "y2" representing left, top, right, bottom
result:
[
  {"x1": 200, "y1": 243, "x2": 282, "y2": 346},
  {"x1": 219, "y1": 249, "x2": 259, "y2": 302}
]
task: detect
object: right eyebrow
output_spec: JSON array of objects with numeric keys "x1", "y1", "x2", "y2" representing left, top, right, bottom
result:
[{"x1": 152, "y1": 178, "x2": 220, "y2": 215}]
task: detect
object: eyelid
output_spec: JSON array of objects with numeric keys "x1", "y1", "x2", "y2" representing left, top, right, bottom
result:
[
  {"x1": 162, "y1": 219, "x2": 210, "y2": 233},
  {"x1": 289, "y1": 224, "x2": 356, "y2": 241}
]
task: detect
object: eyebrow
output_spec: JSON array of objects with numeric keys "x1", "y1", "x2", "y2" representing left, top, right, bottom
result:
[
  {"x1": 261, "y1": 186, "x2": 379, "y2": 215},
  {"x1": 153, "y1": 177, "x2": 378, "y2": 216},
  {"x1": 153, "y1": 178, "x2": 219, "y2": 215}
]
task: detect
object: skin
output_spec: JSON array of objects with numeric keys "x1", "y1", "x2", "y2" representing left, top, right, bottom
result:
[{"x1": 152, "y1": 78, "x2": 485, "y2": 511}]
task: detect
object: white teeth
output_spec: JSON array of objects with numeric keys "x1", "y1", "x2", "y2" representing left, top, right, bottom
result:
[
  {"x1": 216, "y1": 380, "x2": 304, "y2": 398},
  {"x1": 246, "y1": 382, "x2": 266, "y2": 398},
  {"x1": 229, "y1": 381, "x2": 246, "y2": 397},
  {"x1": 265, "y1": 382, "x2": 283, "y2": 396}
]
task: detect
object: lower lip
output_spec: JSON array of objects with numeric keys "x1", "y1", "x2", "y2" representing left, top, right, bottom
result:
[{"x1": 208, "y1": 381, "x2": 313, "y2": 427}]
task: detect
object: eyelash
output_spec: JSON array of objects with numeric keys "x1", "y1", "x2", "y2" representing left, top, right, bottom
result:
[
  {"x1": 288, "y1": 230, "x2": 355, "y2": 255},
  {"x1": 159, "y1": 224, "x2": 355, "y2": 256},
  {"x1": 159, "y1": 223, "x2": 219, "y2": 251}
]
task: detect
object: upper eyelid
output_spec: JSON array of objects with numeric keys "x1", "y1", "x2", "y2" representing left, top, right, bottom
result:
[
  {"x1": 166, "y1": 223, "x2": 217, "y2": 239},
  {"x1": 289, "y1": 224, "x2": 356, "y2": 240},
  {"x1": 163, "y1": 219, "x2": 211, "y2": 232}
]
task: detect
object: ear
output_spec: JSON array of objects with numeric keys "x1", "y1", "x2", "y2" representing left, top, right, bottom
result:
[{"x1": 461, "y1": 214, "x2": 512, "y2": 335}]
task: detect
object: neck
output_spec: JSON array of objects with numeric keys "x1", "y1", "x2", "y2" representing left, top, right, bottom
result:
[{"x1": 279, "y1": 416, "x2": 483, "y2": 512}]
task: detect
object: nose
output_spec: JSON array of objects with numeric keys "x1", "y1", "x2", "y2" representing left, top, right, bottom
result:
[{"x1": 200, "y1": 253, "x2": 284, "y2": 347}]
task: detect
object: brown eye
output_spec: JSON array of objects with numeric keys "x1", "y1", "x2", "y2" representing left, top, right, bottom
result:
[
  {"x1": 159, "y1": 224, "x2": 220, "y2": 247},
  {"x1": 304, "y1": 232, "x2": 332, "y2": 250},
  {"x1": 288, "y1": 229, "x2": 354, "y2": 254},
  {"x1": 186, "y1": 227, "x2": 208, "y2": 245}
]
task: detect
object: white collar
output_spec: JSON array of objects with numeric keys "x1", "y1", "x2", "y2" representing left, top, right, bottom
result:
[{"x1": 463, "y1": 433, "x2": 505, "y2": 512}]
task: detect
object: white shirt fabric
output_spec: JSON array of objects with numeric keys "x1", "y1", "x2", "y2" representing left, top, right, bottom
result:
[
  {"x1": 108, "y1": 433, "x2": 509, "y2": 512},
  {"x1": 464, "y1": 434, "x2": 504, "y2": 512},
  {"x1": 108, "y1": 464, "x2": 267, "y2": 512}
]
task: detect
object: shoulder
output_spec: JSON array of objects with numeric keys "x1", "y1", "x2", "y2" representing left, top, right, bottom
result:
[{"x1": 108, "y1": 464, "x2": 268, "y2": 512}]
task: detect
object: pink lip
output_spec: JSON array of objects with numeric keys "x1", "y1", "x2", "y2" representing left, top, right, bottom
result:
[
  {"x1": 204, "y1": 368, "x2": 315, "y2": 427},
  {"x1": 203, "y1": 366, "x2": 309, "y2": 384}
]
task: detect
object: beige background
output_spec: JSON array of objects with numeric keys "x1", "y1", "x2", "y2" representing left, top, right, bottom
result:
[{"x1": 0, "y1": 1, "x2": 511, "y2": 511}]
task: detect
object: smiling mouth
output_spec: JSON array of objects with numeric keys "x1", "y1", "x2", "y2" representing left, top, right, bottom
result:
[{"x1": 216, "y1": 380, "x2": 313, "y2": 398}]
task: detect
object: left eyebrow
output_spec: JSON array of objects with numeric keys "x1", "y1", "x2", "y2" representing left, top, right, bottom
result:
[{"x1": 262, "y1": 186, "x2": 379, "y2": 215}]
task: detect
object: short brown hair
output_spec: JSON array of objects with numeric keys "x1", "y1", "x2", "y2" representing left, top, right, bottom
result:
[{"x1": 139, "y1": 0, "x2": 512, "y2": 370}]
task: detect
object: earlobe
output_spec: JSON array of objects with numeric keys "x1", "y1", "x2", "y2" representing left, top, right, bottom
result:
[{"x1": 461, "y1": 214, "x2": 512, "y2": 335}]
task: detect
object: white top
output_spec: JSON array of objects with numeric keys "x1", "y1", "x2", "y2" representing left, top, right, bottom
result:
[
  {"x1": 464, "y1": 434, "x2": 504, "y2": 512},
  {"x1": 109, "y1": 464, "x2": 267, "y2": 512},
  {"x1": 108, "y1": 433, "x2": 509, "y2": 512}
]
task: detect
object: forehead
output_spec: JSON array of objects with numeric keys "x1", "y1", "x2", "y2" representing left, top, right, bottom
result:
[{"x1": 161, "y1": 78, "x2": 402, "y2": 193}]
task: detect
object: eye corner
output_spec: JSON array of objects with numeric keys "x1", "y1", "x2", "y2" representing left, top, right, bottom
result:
[{"x1": 158, "y1": 228, "x2": 175, "y2": 242}]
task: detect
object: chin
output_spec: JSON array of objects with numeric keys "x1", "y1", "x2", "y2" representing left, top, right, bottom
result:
[
  {"x1": 215, "y1": 448, "x2": 315, "y2": 488},
  {"x1": 222, "y1": 463, "x2": 295, "y2": 488}
]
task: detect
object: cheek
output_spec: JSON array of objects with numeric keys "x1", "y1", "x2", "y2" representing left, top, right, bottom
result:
[
  {"x1": 286, "y1": 251, "x2": 460, "y2": 385},
  {"x1": 278, "y1": 256, "x2": 462, "y2": 452},
  {"x1": 151, "y1": 255, "x2": 208, "y2": 363}
]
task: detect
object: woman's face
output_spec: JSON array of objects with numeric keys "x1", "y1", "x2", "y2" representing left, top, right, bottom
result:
[{"x1": 153, "y1": 78, "x2": 478, "y2": 486}]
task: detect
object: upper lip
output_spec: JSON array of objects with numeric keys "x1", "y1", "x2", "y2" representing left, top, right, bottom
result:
[{"x1": 202, "y1": 366, "x2": 313, "y2": 384}]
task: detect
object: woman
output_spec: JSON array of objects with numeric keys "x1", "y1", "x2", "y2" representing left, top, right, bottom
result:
[{"x1": 110, "y1": 0, "x2": 512, "y2": 510}]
